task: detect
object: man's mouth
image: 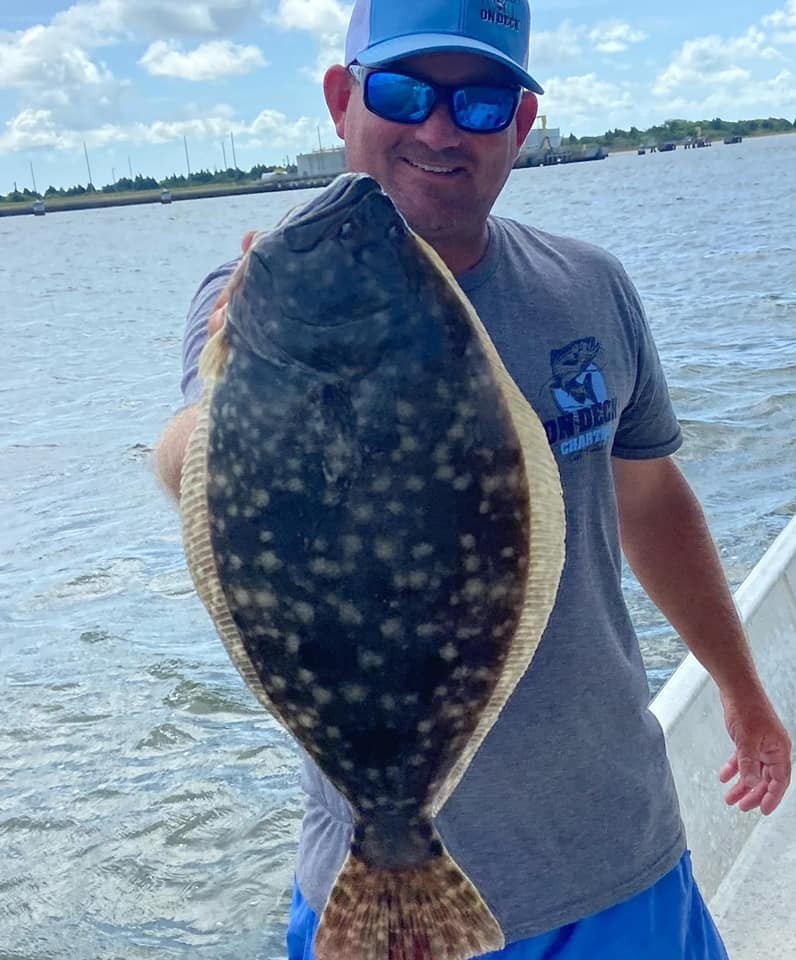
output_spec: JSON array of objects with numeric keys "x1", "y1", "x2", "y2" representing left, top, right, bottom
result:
[{"x1": 403, "y1": 157, "x2": 462, "y2": 176}]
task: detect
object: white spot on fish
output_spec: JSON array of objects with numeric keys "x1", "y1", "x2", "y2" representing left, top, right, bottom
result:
[
  {"x1": 405, "y1": 476, "x2": 425, "y2": 492},
  {"x1": 371, "y1": 475, "x2": 392, "y2": 493},
  {"x1": 256, "y1": 552, "x2": 282, "y2": 573},
  {"x1": 326, "y1": 726, "x2": 341, "y2": 739},
  {"x1": 342, "y1": 683, "x2": 368, "y2": 703},
  {"x1": 439, "y1": 643, "x2": 458, "y2": 662},
  {"x1": 338, "y1": 603, "x2": 363, "y2": 626},
  {"x1": 463, "y1": 579, "x2": 487, "y2": 600},
  {"x1": 233, "y1": 587, "x2": 251, "y2": 607},
  {"x1": 294, "y1": 602, "x2": 315, "y2": 624},
  {"x1": 313, "y1": 687, "x2": 333, "y2": 706},
  {"x1": 254, "y1": 589, "x2": 277, "y2": 609},
  {"x1": 298, "y1": 669, "x2": 315, "y2": 685},
  {"x1": 374, "y1": 539, "x2": 397, "y2": 562},
  {"x1": 380, "y1": 694, "x2": 396, "y2": 711},
  {"x1": 380, "y1": 619, "x2": 402, "y2": 639},
  {"x1": 341, "y1": 535, "x2": 363, "y2": 556},
  {"x1": 412, "y1": 543, "x2": 434, "y2": 560},
  {"x1": 271, "y1": 675, "x2": 287, "y2": 691},
  {"x1": 358, "y1": 650, "x2": 384, "y2": 670},
  {"x1": 460, "y1": 534, "x2": 476, "y2": 550}
]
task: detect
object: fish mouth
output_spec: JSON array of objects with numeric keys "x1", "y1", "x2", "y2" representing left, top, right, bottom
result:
[{"x1": 282, "y1": 174, "x2": 384, "y2": 253}]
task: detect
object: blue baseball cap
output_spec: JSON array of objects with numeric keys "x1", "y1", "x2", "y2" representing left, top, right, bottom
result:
[{"x1": 345, "y1": 0, "x2": 544, "y2": 95}]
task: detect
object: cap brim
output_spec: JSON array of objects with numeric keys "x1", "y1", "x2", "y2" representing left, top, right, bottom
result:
[{"x1": 351, "y1": 32, "x2": 544, "y2": 95}]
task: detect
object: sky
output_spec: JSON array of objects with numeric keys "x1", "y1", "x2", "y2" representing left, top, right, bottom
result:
[{"x1": 1, "y1": 0, "x2": 795, "y2": 193}]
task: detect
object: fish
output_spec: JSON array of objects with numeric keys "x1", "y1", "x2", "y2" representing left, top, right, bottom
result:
[{"x1": 179, "y1": 173, "x2": 565, "y2": 960}]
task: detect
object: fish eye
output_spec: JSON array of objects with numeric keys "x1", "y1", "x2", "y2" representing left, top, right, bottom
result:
[
  {"x1": 339, "y1": 221, "x2": 353, "y2": 240},
  {"x1": 387, "y1": 224, "x2": 402, "y2": 242}
]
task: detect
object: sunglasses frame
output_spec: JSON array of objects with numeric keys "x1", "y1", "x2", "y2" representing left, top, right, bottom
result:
[{"x1": 348, "y1": 64, "x2": 522, "y2": 134}]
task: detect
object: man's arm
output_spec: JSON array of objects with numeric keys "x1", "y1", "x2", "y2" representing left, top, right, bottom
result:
[
  {"x1": 153, "y1": 232, "x2": 256, "y2": 504},
  {"x1": 613, "y1": 455, "x2": 792, "y2": 815},
  {"x1": 153, "y1": 404, "x2": 201, "y2": 503}
]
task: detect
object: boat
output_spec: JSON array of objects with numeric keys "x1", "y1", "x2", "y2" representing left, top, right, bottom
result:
[
  {"x1": 160, "y1": 189, "x2": 172, "y2": 204},
  {"x1": 651, "y1": 515, "x2": 796, "y2": 958},
  {"x1": 723, "y1": 136, "x2": 743, "y2": 145},
  {"x1": 32, "y1": 198, "x2": 45, "y2": 216}
]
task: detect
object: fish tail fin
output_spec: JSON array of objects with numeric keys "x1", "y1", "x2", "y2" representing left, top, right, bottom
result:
[
  {"x1": 198, "y1": 327, "x2": 229, "y2": 382},
  {"x1": 314, "y1": 845, "x2": 503, "y2": 960}
]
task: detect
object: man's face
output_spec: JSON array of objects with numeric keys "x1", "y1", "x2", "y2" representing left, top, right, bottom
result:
[{"x1": 324, "y1": 52, "x2": 537, "y2": 257}]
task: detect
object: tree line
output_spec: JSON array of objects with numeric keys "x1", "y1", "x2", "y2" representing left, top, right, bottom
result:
[
  {"x1": 566, "y1": 116, "x2": 795, "y2": 150},
  {"x1": 2, "y1": 162, "x2": 298, "y2": 203}
]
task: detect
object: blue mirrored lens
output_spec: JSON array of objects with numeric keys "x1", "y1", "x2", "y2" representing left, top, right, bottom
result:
[
  {"x1": 365, "y1": 73, "x2": 436, "y2": 124},
  {"x1": 452, "y1": 86, "x2": 518, "y2": 132}
]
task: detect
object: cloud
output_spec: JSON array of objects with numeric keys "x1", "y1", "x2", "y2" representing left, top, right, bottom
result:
[
  {"x1": 531, "y1": 21, "x2": 585, "y2": 69},
  {"x1": 538, "y1": 73, "x2": 635, "y2": 128},
  {"x1": 762, "y1": 0, "x2": 796, "y2": 43},
  {"x1": 0, "y1": 103, "x2": 321, "y2": 154},
  {"x1": 269, "y1": 0, "x2": 352, "y2": 80},
  {"x1": 589, "y1": 22, "x2": 648, "y2": 55},
  {"x1": 653, "y1": 27, "x2": 784, "y2": 97},
  {"x1": 139, "y1": 40, "x2": 267, "y2": 80}
]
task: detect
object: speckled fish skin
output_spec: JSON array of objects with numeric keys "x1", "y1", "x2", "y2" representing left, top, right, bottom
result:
[{"x1": 182, "y1": 173, "x2": 565, "y2": 960}]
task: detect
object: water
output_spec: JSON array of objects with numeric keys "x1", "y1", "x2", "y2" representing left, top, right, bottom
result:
[{"x1": 1, "y1": 134, "x2": 794, "y2": 958}]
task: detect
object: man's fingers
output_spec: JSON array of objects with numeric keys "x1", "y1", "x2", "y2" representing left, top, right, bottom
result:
[
  {"x1": 209, "y1": 305, "x2": 226, "y2": 336},
  {"x1": 719, "y1": 753, "x2": 739, "y2": 784},
  {"x1": 760, "y1": 775, "x2": 789, "y2": 816},
  {"x1": 737, "y1": 779, "x2": 769, "y2": 813},
  {"x1": 241, "y1": 230, "x2": 257, "y2": 253}
]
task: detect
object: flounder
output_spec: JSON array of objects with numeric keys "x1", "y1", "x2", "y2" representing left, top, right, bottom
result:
[{"x1": 180, "y1": 173, "x2": 565, "y2": 960}]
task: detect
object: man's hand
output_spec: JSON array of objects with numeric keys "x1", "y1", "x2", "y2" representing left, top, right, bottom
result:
[
  {"x1": 207, "y1": 229, "x2": 258, "y2": 336},
  {"x1": 719, "y1": 690, "x2": 792, "y2": 815}
]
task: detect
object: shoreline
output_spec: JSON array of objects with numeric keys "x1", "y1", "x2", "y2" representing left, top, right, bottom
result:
[{"x1": 4, "y1": 130, "x2": 793, "y2": 219}]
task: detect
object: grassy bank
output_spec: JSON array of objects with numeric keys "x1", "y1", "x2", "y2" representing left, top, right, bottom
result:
[{"x1": 0, "y1": 176, "x2": 335, "y2": 218}]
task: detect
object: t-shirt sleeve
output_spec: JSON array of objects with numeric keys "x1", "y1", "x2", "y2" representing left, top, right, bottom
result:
[
  {"x1": 611, "y1": 275, "x2": 683, "y2": 460},
  {"x1": 180, "y1": 258, "x2": 240, "y2": 407}
]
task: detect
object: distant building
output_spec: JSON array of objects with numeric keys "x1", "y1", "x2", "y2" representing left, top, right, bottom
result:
[
  {"x1": 296, "y1": 147, "x2": 346, "y2": 178},
  {"x1": 516, "y1": 127, "x2": 562, "y2": 163}
]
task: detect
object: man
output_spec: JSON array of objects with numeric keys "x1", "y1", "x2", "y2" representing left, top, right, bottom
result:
[{"x1": 154, "y1": 1, "x2": 792, "y2": 957}]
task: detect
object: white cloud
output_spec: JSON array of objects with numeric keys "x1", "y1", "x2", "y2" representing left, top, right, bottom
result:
[
  {"x1": 139, "y1": 39, "x2": 266, "y2": 80},
  {"x1": 653, "y1": 27, "x2": 784, "y2": 97},
  {"x1": 763, "y1": 0, "x2": 796, "y2": 28},
  {"x1": 271, "y1": 0, "x2": 351, "y2": 35},
  {"x1": 270, "y1": 0, "x2": 352, "y2": 80},
  {"x1": 0, "y1": 103, "x2": 321, "y2": 154},
  {"x1": 538, "y1": 73, "x2": 635, "y2": 129},
  {"x1": 531, "y1": 21, "x2": 585, "y2": 69},
  {"x1": 589, "y1": 22, "x2": 648, "y2": 55}
]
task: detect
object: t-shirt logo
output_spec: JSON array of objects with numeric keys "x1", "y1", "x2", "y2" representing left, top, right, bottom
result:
[{"x1": 541, "y1": 337, "x2": 618, "y2": 458}]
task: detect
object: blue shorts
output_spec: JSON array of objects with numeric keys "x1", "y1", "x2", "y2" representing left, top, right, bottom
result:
[{"x1": 286, "y1": 851, "x2": 729, "y2": 960}]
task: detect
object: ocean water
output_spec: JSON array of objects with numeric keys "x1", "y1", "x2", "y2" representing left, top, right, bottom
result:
[{"x1": 1, "y1": 133, "x2": 794, "y2": 959}]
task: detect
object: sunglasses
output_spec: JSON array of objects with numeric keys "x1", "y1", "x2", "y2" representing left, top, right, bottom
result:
[{"x1": 348, "y1": 65, "x2": 522, "y2": 134}]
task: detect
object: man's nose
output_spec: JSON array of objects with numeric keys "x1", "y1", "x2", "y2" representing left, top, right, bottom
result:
[{"x1": 412, "y1": 101, "x2": 463, "y2": 152}]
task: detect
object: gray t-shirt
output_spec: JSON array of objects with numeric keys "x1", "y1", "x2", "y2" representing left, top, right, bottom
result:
[{"x1": 180, "y1": 216, "x2": 686, "y2": 942}]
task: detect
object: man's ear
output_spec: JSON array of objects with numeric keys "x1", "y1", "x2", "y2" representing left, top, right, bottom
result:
[
  {"x1": 324, "y1": 65, "x2": 354, "y2": 139},
  {"x1": 515, "y1": 92, "x2": 539, "y2": 151}
]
